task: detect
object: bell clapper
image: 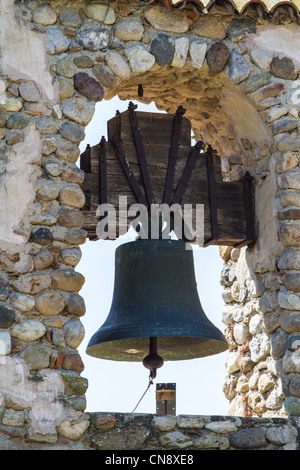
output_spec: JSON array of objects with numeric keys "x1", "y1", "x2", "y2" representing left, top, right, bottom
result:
[{"x1": 143, "y1": 337, "x2": 164, "y2": 379}]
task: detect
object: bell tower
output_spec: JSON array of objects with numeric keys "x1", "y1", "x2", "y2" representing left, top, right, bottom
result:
[{"x1": 1, "y1": 0, "x2": 300, "y2": 450}]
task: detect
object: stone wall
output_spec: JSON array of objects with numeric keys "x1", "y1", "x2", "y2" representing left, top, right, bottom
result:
[
  {"x1": 1, "y1": 412, "x2": 299, "y2": 450},
  {"x1": 0, "y1": 0, "x2": 300, "y2": 450}
]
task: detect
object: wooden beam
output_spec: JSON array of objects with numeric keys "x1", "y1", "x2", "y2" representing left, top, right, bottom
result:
[{"x1": 80, "y1": 108, "x2": 254, "y2": 247}]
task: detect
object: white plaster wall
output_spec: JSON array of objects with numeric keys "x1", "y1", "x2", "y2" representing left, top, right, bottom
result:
[
  {"x1": 221, "y1": 88, "x2": 272, "y2": 148},
  {"x1": 243, "y1": 155, "x2": 282, "y2": 276},
  {"x1": 251, "y1": 23, "x2": 300, "y2": 70},
  {"x1": 0, "y1": 125, "x2": 42, "y2": 250},
  {"x1": 0, "y1": 0, "x2": 58, "y2": 103},
  {"x1": 0, "y1": 356, "x2": 85, "y2": 436},
  {"x1": 0, "y1": 0, "x2": 59, "y2": 251}
]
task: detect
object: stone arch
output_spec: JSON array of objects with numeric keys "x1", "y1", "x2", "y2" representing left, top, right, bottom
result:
[{"x1": 0, "y1": 0, "x2": 300, "y2": 448}]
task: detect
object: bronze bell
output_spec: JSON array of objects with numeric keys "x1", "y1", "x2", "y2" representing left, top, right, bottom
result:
[{"x1": 86, "y1": 239, "x2": 228, "y2": 378}]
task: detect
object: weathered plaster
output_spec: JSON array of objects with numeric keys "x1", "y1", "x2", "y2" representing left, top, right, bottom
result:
[
  {"x1": 221, "y1": 88, "x2": 272, "y2": 147},
  {"x1": 248, "y1": 156, "x2": 282, "y2": 274},
  {"x1": 0, "y1": 356, "x2": 82, "y2": 435},
  {"x1": 0, "y1": 0, "x2": 58, "y2": 103},
  {"x1": 251, "y1": 24, "x2": 300, "y2": 70},
  {"x1": 0, "y1": 124, "x2": 41, "y2": 250}
]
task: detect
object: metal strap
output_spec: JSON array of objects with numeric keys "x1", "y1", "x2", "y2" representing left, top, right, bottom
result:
[
  {"x1": 99, "y1": 136, "x2": 107, "y2": 205},
  {"x1": 205, "y1": 145, "x2": 219, "y2": 245},
  {"x1": 163, "y1": 106, "x2": 186, "y2": 206},
  {"x1": 128, "y1": 101, "x2": 155, "y2": 207},
  {"x1": 235, "y1": 171, "x2": 255, "y2": 247},
  {"x1": 111, "y1": 138, "x2": 148, "y2": 207},
  {"x1": 80, "y1": 144, "x2": 91, "y2": 173},
  {"x1": 171, "y1": 141, "x2": 203, "y2": 205},
  {"x1": 243, "y1": 171, "x2": 255, "y2": 241}
]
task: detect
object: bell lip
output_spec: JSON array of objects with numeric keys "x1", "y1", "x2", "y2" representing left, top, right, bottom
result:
[
  {"x1": 86, "y1": 317, "x2": 228, "y2": 358},
  {"x1": 86, "y1": 326, "x2": 228, "y2": 358},
  {"x1": 86, "y1": 334, "x2": 228, "y2": 362},
  {"x1": 87, "y1": 325, "x2": 227, "y2": 345}
]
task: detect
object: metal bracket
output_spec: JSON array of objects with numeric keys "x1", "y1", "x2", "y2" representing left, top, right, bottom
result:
[
  {"x1": 111, "y1": 138, "x2": 148, "y2": 207},
  {"x1": 80, "y1": 144, "x2": 91, "y2": 173},
  {"x1": 171, "y1": 140, "x2": 203, "y2": 205},
  {"x1": 99, "y1": 136, "x2": 107, "y2": 205},
  {"x1": 163, "y1": 105, "x2": 186, "y2": 206},
  {"x1": 128, "y1": 101, "x2": 155, "y2": 207},
  {"x1": 234, "y1": 171, "x2": 255, "y2": 248},
  {"x1": 203, "y1": 145, "x2": 219, "y2": 247}
]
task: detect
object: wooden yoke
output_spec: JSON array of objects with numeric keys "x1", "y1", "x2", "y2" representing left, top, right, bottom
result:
[{"x1": 80, "y1": 103, "x2": 255, "y2": 247}]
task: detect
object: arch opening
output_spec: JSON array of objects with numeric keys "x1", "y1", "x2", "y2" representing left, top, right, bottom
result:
[
  {"x1": 103, "y1": 65, "x2": 272, "y2": 167},
  {"x1": 76, "y1": 73, "x2": 262, "y2": 414},
  {"x1": 74, "y1": 49, "x2": 275, "y2": 413}
]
